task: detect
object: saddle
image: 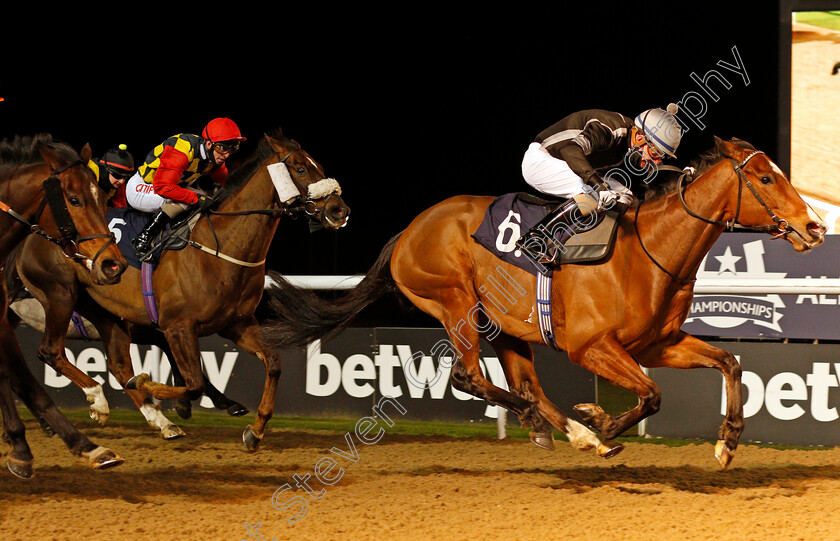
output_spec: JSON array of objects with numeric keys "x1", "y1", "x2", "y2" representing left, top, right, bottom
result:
[
  {"x1": 108, "y1": 207, "x2": 203, "y2": 269},
  {"x1": 471, "y1": 192, "x2": 621, "y2": 276}
]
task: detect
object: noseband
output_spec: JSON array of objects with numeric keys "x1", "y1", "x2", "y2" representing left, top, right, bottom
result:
[{"x1": 276, "y1": 147, "x2": 342, "y2": 222}]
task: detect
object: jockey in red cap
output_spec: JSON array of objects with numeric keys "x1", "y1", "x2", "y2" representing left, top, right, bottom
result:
[{"x1": 126, "y1": 118, "x2": 246, "y2": 256}]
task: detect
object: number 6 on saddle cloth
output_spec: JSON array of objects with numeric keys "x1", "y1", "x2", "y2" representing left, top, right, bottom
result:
[{"x1": 471, "y1": 192, "x2": 621, "y2": 278}]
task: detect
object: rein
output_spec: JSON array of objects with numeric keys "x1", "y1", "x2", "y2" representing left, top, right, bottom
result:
[{"x1": 636, "y1": 150, "x2": 789, "y2": 284}]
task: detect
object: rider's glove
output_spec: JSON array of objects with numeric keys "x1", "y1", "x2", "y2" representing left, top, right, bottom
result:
[
  {"x1": 196, "y1": 194, "x2": 217, "y2": 212},
  {"x1": 597, "y1": 183, "x2": 633, "y2": 208}
]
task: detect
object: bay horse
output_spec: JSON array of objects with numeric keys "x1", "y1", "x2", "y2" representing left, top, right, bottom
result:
[
  {"x1": 12, "y1": 129, "x2": 350, "y2": 448},
  {"x1": 260, "y1": 137, "x2": 826, "y2": 469},
  {"x1": 0, "y1": 134, "x2": 128, "y2": 478}
]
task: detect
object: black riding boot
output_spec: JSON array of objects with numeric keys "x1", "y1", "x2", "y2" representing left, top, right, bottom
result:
[
  {"x1": 515, "y1": 200, "x2": 595, "y2": 266},
  {"x1": 131, "y1": 210, "x2": 172, "y2": 255}
]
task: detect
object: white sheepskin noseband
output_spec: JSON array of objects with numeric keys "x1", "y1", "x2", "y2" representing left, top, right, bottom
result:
[{"x1": 307, "y1": 178, "x2": 342, "y2": 200}]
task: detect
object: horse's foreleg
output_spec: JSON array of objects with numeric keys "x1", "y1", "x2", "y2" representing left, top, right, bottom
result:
[
  {"x1": 489, "y1": 333, "x2": 623, "y2": 458},
  {"x1": 569, "y1": 334, "x2": 661, "y2": 440},
  {"x1": 34, "y1": 296, "x2": 110, "y2": 425},
  {"x1": 637, "y1": 332, "x2": 743, "y2": 469},
  {"x1": 0, "y1": 320, "x2": 123, "y2": 473},
  {"x1": 218, "y1": 317, "x2": 277, "y2": 452},
  {"x1": 85, "y1": 308, "x2": 185, "y2": 440}
]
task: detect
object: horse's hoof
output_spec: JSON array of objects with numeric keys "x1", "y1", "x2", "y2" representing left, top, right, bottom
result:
[
  {"x1": 7, "y1": 457, "x2": 33, "y2": 479},
  {"x1": 597, "y1": 440, "x2": 625, "y2": 459},
  {"x1": 714, "y1": 440, "x2": 735, "y2": 470},
  {"x1": 91, "y1": 453, "x2": 125, "y2": 471},
  {"x1": 227, "y1": 403, "x2": 249, "y2": 417},
  {"x1": 85, "y1": 446, "x2": 125, "y2": 471},
  {"x1": 89, "y1": 409, "x2": 109, "y2": 426},
  {"x1": 174, "y1": 401, "x2": 192, "y2": 420},
  {"x1": 529, "y1": 430, "x2": 556, "y2": 451},
  {"x1": 125, "y1": 373, "x2": 150, "y2": 391},
  {"x1": 242, "y1": 426, "x2": 262, "y2": 452},
  {"x1": 161, "y1": 425, "x2": 186, "y2": 440}
]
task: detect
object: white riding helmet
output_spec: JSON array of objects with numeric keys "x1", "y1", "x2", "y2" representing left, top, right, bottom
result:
[{"x1": 634, "y1": 103, "x2": 682, "y2": 158}]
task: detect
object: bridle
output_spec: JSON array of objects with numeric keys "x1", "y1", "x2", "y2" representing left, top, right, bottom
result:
[
  {"x1": 635, "y1": 150, "x2": 794, "y2": 285},
  {"x1": 2, "y1": 160, "x2": 116, "y2": 266},
  {"x1": 677, "y1": 150, "x2": 794, "y2": 238},
  {"x1": 208, "y1": 144, "x2": 340, "y2": 222},
  {"x1": 184, "y1": 141, "x2": 345, "y2": 267}
]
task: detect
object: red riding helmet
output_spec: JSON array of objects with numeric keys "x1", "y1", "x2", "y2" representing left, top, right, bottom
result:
[{"x1": 201, "y1": 117, "x2": 246, "y2": 143}]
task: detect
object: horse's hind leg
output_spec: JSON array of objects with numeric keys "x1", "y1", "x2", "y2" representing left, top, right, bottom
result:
[
  {"x1": 217, "y1": 317, "x2": 279, "y2": 452},
  {"x1": 158, "y1": 337, "x2": 248, "y2": 419},
  {"x1": 489, "y1": 333, "x2": 623, "y2": 458},
  {"x1": 419, "y1": 291, "x2": 541, "y2": 424},
  {"x1": 637, "y1": 332, "x2": 744, "y2": 469}
]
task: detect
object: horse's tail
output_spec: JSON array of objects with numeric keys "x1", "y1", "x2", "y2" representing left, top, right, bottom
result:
[{"x1": 261, "y1": 232, "x2": 402, "y2": 348}]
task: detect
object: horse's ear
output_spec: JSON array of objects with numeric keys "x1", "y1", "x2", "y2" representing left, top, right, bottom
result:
[
  {"x1": 713, "y1": 136, "x2": 733, "y2": 154},
  {"x1": 80, "y1": 143, "x2": 92, "y2": 162}
]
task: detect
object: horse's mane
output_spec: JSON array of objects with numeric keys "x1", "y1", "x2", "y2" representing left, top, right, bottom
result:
[
  {"x1": 221, "y1": 128, "x2": 293, "y2": 198},
  {"x1": 0, "y1": 134, "x2": 80, "y2": 171},
  {"x1": 639, "y1": 137, "x2": 757, "y2": 202}
]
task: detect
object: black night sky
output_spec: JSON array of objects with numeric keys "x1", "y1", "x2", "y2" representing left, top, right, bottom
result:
[{"x1": 0, "y1": 4, "x2": 794, "y2": 276}]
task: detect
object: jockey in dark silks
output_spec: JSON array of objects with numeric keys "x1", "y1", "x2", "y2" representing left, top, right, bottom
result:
[
  {"x1": 88, "y1": 144, "x2": 134, "y2": 208},
  {"x1": 516, "y1": 104, "x2": 684, "y2": 264}
]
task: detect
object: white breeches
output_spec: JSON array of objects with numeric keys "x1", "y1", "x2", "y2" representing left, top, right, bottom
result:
[{"x1": 521, "y1": 142, "x2": 586, "y2": 199}]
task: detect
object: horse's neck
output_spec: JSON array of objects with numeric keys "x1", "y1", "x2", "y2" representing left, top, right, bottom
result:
[
  {"x1": 638, "y1": 165, "x2": 732, "y2": 281},
  {"x1": 201, "y1": 167, "x2": 281, "y2": 261},
  {"x1": 0, "y1": 166, "x2": 48, "y2": 258}
]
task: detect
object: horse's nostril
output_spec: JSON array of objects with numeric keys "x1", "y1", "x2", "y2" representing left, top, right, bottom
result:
[
  {"x1": 808, "y1": 222, "x2": 827, "y2": 237},
  {"x1": 102, "y1": 259, "x2": 123, "y2": 278}
]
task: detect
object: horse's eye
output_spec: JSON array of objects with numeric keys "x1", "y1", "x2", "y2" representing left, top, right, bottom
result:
[
  {"x1": 69, "y1": 197, "x2": 82, "y2": 207},
  {"x1": 296, "y1": 167, "x2": 306, "y2": 174},
  {"x1": 760, "y1": 176, "x2": 773, "y2": 185}
]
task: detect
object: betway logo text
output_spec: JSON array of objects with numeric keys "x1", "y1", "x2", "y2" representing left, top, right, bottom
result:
[
  {"x1": 44, "y1": 344, "x2": 236, "y2": 409},
  {"x1": 305, "y1": 342, "x2": 508, "y2": 418}
]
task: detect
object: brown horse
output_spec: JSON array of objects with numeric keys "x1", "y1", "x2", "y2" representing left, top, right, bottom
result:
[
  {"x1": 12, "y1": 130, "x2": 350, "y2": 447},
  {"x1": 0, "y1": 135, "x2": 127, "y2": 478},
  {"x1": 260, "y1": 137, "x2": 826, "y2": 469}
]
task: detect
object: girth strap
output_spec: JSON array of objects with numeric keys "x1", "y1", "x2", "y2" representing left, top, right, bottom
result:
[
  {"x1": 141, "y1": 262, "x2": 159, "y2": 325},
  {"x1": 536, "y1": 272, "x2": 560, "y2": 350}
]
